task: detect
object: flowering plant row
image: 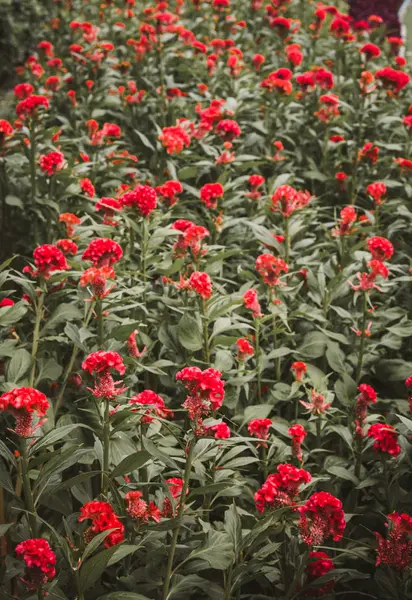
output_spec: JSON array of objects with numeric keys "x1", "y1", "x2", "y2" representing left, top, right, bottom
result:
[{"x1": 0, "y1": 0, "x2": 412, "y2": 599}]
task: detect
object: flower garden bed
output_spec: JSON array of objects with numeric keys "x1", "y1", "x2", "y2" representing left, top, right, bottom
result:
[{"x1": 0, "y1": 1, "x2": 412, "y2": 599}]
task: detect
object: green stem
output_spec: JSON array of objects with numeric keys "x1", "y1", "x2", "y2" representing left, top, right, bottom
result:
[
  {"x1": 29, "y1": 291, "x2": 45, "y2": 388},
  {"x1": 354, "y1": 437, "x2": 362, "y2": 479},
  {"x1": 381, "y1": 456, "x2": 392, "y2": 512},
  {"x1": 29, "y1": 122, "x2": 38, "y2": 246},
  {"x1": 355, "y1": 292, "x2": 368, "y2": 382},
  {"x1": 140, "y1": 423, "x2": 149, "y2": 502},
  {"x1": 316, "y1": 416, "x2": 321, "y2": 448},
  {"x1": 284, "y1": 216, "x2": 290, "y2": 264},
  {"x1": 141, "y1": 218, "x2": 148, "y2": 305},
  {"x1": 260, "y1": 444, "x2": 268, "y2": 482},
  {"x1": 97, "y1": 299, "x2": 105, "y2": 349},
  {"x1": 255, "y1": 317, "x2": 262, "y2": 402},
  {"x1": 162, "y1": 438, "x2": 195, "y2": 600},
  {"x1": 201, "y1": 298, "x2": 210, "y2": 364},
  {"x1": 101, "y1": 398, "x2": 110, "y2": 498},
  {"x1": 129, "y1": 227, "x2": 135, "y2": 262},
  {"x1": 20, "y1": 438, "x2": 37, "y2": 537},
  {"x1": 272, "y1": 311, "x2": 281, "y2": 381}
]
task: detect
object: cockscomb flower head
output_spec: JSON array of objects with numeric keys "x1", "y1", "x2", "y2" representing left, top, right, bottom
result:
[
  {"x1": 16, "y1": 539, "x2": 56, "y2": 590},
  {"x1": 299, "y1": 491, "x2": 346, "y2": 545},
  {"x1": 255, "y1": 463, "x2": 311, "y2": 513},
  {"x1": 0, "y1": 387, "x2": 49, "y2": 437},
  {"x1": 82, "y1": 238, "x2": 123, "y2": 267}
]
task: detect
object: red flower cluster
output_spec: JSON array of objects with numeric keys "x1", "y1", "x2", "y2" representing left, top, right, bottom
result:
[
  {"x1": 172, "y1": 219, "x2": 209, "y2": 259},
  {"x1": 16, "y1": 95, "x2": 49, "y2": 118},
  {"x1": 291, "y1": 361, "x2": 307, "y2": 382},
  {"x1": 78, "y1": 501, "x2": 124, "y2": 547},
  {"x1": 375, "y1": 67, "x2": 410, "y2": 94},
  {"x1": 299, "y1": 491, "x2": 346, "y2": 545},
  {"x1": 0, "y1": 387, "x2": 49, "y2": 437},
  {"x1": 82, "y1": 351, "x2": 126, "y2": 399},
  {"x1": 248, "y1": 418, "x2": 272, "y2": 444},
  {"x1": 23, "y1": 244, "x2": 69, "y2": 279},
  {"x1": 95, "y1": 197, "x2": 122, "y2": 226},
  {"x1": 236, "y1": 338, "x2": 254, "y2": 360},
  {"x1": 200, "y1": 182, "x2": 224, "y2": 209},
  {"x1": 360, "y1": 43, "x2": 381, "y2": 60},
  {"x1": 80, "y1": 266, "x2": 115, "y2": 299},
  {"x1": 367, "y1": 423, "x2": 401, "y2": 457},
  {"x1": 121, "y1": 184, "x2": 157, "y2": 217},
  {"x1": 255, "y1": 463, "x2": 311, "y2": 513},
  {"x1": 39, "y1": 151, "x2": 64, "y2": 176},
  {"x1": 162, "y1": 478, "x2": 185, "y2": 518},
  {"x1": 367, "y1": 236, "x2": 394, "y2": 261},
  {"x1": 156, "y1": 180, "x2": 183, "y2": 207},
  {"x1": 159, "y1": 123, "x2": 191, "y2": 154},
  {"x1": 289, "y1": 424, "x2": 307, "y2": 462},
  {"x1": 271, "y1": 184, "x2": 311, "y2": 217},
  {"x1": 243, "y1": 289, "x2": 262, "y2": 318},
  {"x1": 367, "y1": 182, "x2": 387, "y2": 205},
  {"x1": 207, "y1": 422, "x2": 231, "y2": 439},
  {"x1": 332, "y1": 206, "x2": 357, "y2": 237},
  {"x1": 125, "y1": 490, "x2": 161, "y2": 523},
  {"x1": 15, "y1": 538, "x2": 56, "y2": 590},
  {"x1": 176, "y1": 366, "x2": 225, "y2": 425},
  {"x1": 306, "y1": 551, "x2": 335, "y2": 596},
  {"x1": 56, "y1": 239, "x2": 77, "y2": 256},
  {"x1": 59, "y1": 212, "x2": 80, "y2": 237},
  {"x1": 215, "y1": 119, "x2": 241, "y2": 141},
  {"x1": 129, "y1": 390, "x2": 172, "y2": 423},
  {"x1": 80, "y1": 178, "x2": 95, "y2": 197},
  {"x1": 261, "y1": 69, "x2": 293, "y2": 94},
  {"x1": 82, "y1": 238, "x2": 123, "y2": 267},
  {"x1": 256, "y1": 254, "x2": 288, "y2": 287},
  {"x1": 376, "y1": 512, "x2": 412, "y2": 570},
  {"x1": 358, "y1": 142, "x2": 379, "y2": 163},
  {"x1": 188, "y1": 271, "x2": 213, "y2": 298},
  {"x1": 247, "y1": 174, "x2": 265, "y2": 200}
]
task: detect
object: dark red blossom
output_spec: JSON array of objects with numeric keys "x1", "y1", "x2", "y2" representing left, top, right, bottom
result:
[
  {"x1": 289, "y1": 424, "x2": 307, "y2": 462},
  {"x1": 176, "y1": 367, "x2": 225, "y2": 423},
  {"x1": 78, "y1": 501, "x2": 124, "y2": 547},
  {"x1": 16, "y1": 539, "x2": 56, "y2": 590},
  {"x1": 367, "y1": 236, "x2": 394, "y2": 261},
  {"x1": 306, "y1": 551, "x2": 335, "y2": 596},
  {"x1": 256, "y1": 254, "x2": 288, "y2": 287},
  {"x1": 376, "y1": 513, "x2": 412, "y2": 570},
  {"x1": 200, "y1": 183, "x2": 224, "y2": 209},
  {"x1": 121, "y1": 185, "x2": 157, "y2": 217},
  {"x1": 255, "y1": 463, "x2": 311, "y2": 513},
  {"x1": 82, "y1": 238, "x2": 123, "y2": 267},
  {"x1": 299, "y1": 491, "x2": 346, "y2": 545},
  {"x1": 16, "y1": 95, "x2": 49, "y2": 118},
  {"x1": 0, "y1": 387, "x2": 49, "y2": 437},
  {"x1": 367, "y1": 423, "x2": 401, "y2": 457},
  {"x1": 24, "y1": 244, "x2": 69, "y2": 278},
  {"x1": 125, "y1": 491, "x2": 161, "y2": 523},
  {"x1": 82, "y1": 351, "x2": 126, "y2": 399}
]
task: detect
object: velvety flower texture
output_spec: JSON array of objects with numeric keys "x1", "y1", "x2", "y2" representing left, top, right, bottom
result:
[
  {"x1": 188, "y1": 271, "x2": 213, "y2": 298},
  {"x1": 121, "y1": 185, "x2": 157, "y2": 217},
  {"x1": 367, "y1": 236, "x2": 394, "y2": 261},
  {"x1": 15, "y1": 538, "x2": 56, "y2": 590},
  {"x1": 289, "y1": 424, "x2": 307, "y2": 462},
  {"x1": 200, "y1": 182, "x2": 224, "y2": 209},
  {"x1": 236, "y1": 338, "x2": 254, "y2": 360},
  {"x1": 23, "y1": 244, "x2": 69, "y2": 278},
  {"x1": 255, "y1": 463, "x2": 311, "y2": 513},
  {"x1": 256, "y1": 254, "x2": 289, "y2": 287},
  {"x1": 125, "y1": 491, "x2": 161, "y2": 523},
  {"x1": 82, "y1": 351, "x2": 126, "y2": 399},
  {"x1": 248, "y1": 418, "x2": 272, "y2": 442},
  {"x1": 299, "y1": 491, "x2": 346, "y2": 545},
  {"x1": 129, "y1": 390, "x2": 172, "y2": 423},
  {"x1": 78, "y1": 501, "x2": 125, "y2": 547},
  {"x1": 82, "y1": 238, "x2": 123, "y2": 267},
  {"x1": 306, "y1": 551, "x2": 335, "y2": 596},
  {"x1": 176, "y1": 366, "x2": 225, "y2": 423},
  {"x1": 376, "y1": 512, "x2": 412, "y2": 570},
  {"x1": 367, "y1": 423, "x2": 401, "y2": 457},
  {"x1": 39, "y1": 151, "x2": 64, "y2": 176},
  {"x1": 243, "y1": 289, "x2": 262, "y2": 317},
  {"x1": 0, "y1": 387, "x2": 49, "y2": 436}
]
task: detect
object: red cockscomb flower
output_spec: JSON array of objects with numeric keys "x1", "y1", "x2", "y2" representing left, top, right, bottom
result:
[
  {"x1": 256, "y1": 254, "x2": 289, "y2": 287},
  {"x1": 129, "y1": 390, "x2": 172, "y2": 423},
  {"x1": 0, "y1": 387, "x2": 49, "y2": 437},
  {"x1": 375, "y1": 67, "x2": 410, "y2": 94},
  {"x1": 243, "y1": 289, "x2": 262, "y2": 318},
  {"x1": 16, "y1": 95, "x2": 49, "y2": 118},
  {"x1": 82, "y1": 238, "x2": 123, "y2": 267},
  {"x1": 16, "y1": 539, "x2": 56, "y2": 590},
  {"x1": 376, "y1": 513, "x2": 412, "y2": 571},
  {"x1": 78, "y1": 501, "x2": 124, "y2": 547},
  {"x1": 367, "y1": 182, "x2": 387, "y2": 205},
  {"x1": 23, "y1": 244, "x2": 69, "y2": 279},
  {"x1": 159, "y1": 123, "x2": 191, "y2": 154},
  {"x1": 39, "y1": 151, "x2": 64, "y2": 176},
  {"x1": 215, "y1": 119, "x2": 241, "y2": 142},
  {"x1": 121, "y1": 185, "x2": 157, "y2": 217},
  {"x1": 291, "y1": 361, "x2": 307, "y2": 382},
  {"x1": 237, "y1": 338, "x2": 254, "y2": 360},
  {"x1": 255, "y1": 463, "x2": 311, "y2": 513},
  {"x1": 289, "y1": 424, "x2": 307, "y2": 462},
  {"x1": 82, "y1": 351, "x2": 126, "y2": 399},
  {"x1": 156, "y1": 180, "x2": 183, "y2": 207},
  {"x1": 367, "y1": 236, "x2": 394, "y2": 261},
  {"x1": 306, "y1": 551, "x2": 335, "y2": 596},
  {"x1": 80, "y1": 178, "x2": 95, "y2": 198},
  {"x1": 80, "y1": 266, "x2": 115, "y2": 299},
  {"x1": 299, "y1": 491, "x2": 346, "y2": 545},
  {"x1": 176, "y1": 366, "x2": 225, "y2": 423},
  {"x1": 367, "y1": 423, "x2": 401, "y2": 457},
  {"x1": 56, "y1": 239, "x2": 78, "y2": 255},
  {"x1": 360, "y1": 43, "x2": 381, "y2": 60},
  {"x1": 200, "y1": 183, "x2": 224, "y2": 209},
  {"x1": 188, "y1": 271, "x2": 213, "y2": 298},
  {"x1": 248, "y1": 418, "x2": 272, "y2": 444}
]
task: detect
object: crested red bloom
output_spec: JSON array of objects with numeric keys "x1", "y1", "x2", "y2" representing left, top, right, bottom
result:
[
  {"x1": 200, "y1": 183, "x2": 224, "y2": 209},
  {"x1": 208, "y1": 422, "x2": 231, "y2": 439},
  {"x1": 59, "y1": 212, "x2": 80, "y2": 237},
  {"x1": 121, "y1": 185, "x2": 157, "y2": 217},
  {"x1": 261, "y1": 72, "x2": 293, "y2": 94},
  {"x1": 0, "y1": 298, "x2": 14, "y2": 307},
  {"x1": 16, "y1": 539, "x2": 56, "y2": 590},
  {"x1": 80, "y1": 178, "x2": 95, "y2": 198},
  {"x1": 14, "y1": 83, "x2": 34, "y2": 99},
  {"x1": 127, "y1": 329, "x2": 146, "y2": 359},
  {"x1": 291, "y1": 361, "x2": 307, "y2": 382},
  {"x1": 360, "y1": 43, "x2": 381, "y2": 60},
  {"x1": 82, "y1": 238, "x2": 123, "y2": 267},
  {"x1": 159, "y1": 123, "x2": 191, "y2": 154},
  {"x1": 188, "y1": 271, "x2": 212, "y2": 298},
  {"x1": 16, "y1": 95, "x2": 49, "y2": 118},
  {"x1": 330, "y1": 135, "x2": 344, "y2": 143},
  {"x1": 0, "y1": 120, "x2": 13, "y2": 140},
  {"x1": 306, "y1": 551, "x2": 335, "y2": 596},
  {"x1": 315, "y1": 94, "x2": 340, "y2": 122},
  {"x1": 79, "y1": 501, "x2": 124, "y2": 547},
  {"x1": 82, "y1": 351, "x2": 125, "y2": 376},
  {"x1": 252, "y1": 53, "x2": 265, "y2": 70},
  {"x1": 255, "y1": 463, "x2": 311, "y2": 513},
  {"x1": 56, "y1": 239, "x2": 78, "y2": 256},
  {"x1": 367, "y1": 182, "x2": 387, "y2": 205},
  {"x1": 156, "y1": 180, "x2": 183, "y2": 207},
  {"x1": 376, "y1": 67, "x2": 410, "y2": 94},
  {"x1": 403, "y1": 115, "x2": 412, "y2": 129},
  {"x1": 367, "y1": 236, "x2": 394, "y2": 261},
  {"x1": 289, "y1": 424, "x2": 307, "y2": 462},
  {"x1": 299, "y1": 492, "x2": 346, "y2": 545},
  {"x1": 247, "y1": 174, "x2": 265, "y2": 200},
  {"x1": 256, "y1": 254, "x2": 288, "y2": 287},
  {"x1": 248, "y1": 418, "x2": 272, "y2": 443},
  {"x1": 0, "y1": 387, "x2": 49, "y2": 437},
  {"x1": 80, "y1": 266, "x2": 115, "y2": 299},
  {"x1": 330, "y1": 15, "x2": 350, "y2": 37},
  {"x1": 376, "y1": 513, "x2": 412, "y2": 571},
  {"x1": 358, "y1": 142, "x2": 379, "y2": 164},
  {"x1": 300, "y1": 390, "x2": 331, "y2": 415},
  {"x1": 236, "y1": 338, "x2": 254, "y2": 360},
  {"x1": 314, "y1": 68, "x2": 334, "y2": 90},
  {"x1": 243, "y1": 289, "x2": 262, "y2": 318},
  {"x1": 129, "y1": 390, "x2": 172, "y2": 423},
  {"x1": 367, "y1": 423, "x2": 401, "y2": 457},
  {"x1": 95, "y1": 197, "x2": 122, "y2": 226},
  {"x1": 24, "y1": 244, "x2": 69, "y2": 279},
  {"x1": 176, "y1": 367, "x2": 225, "y2": 422},
  {"x1": 395, "y1": 158, "x2": 412, "y2": 171},
  {"x1": 215, "y1": 119, "x2": 241, "y2": 142},
  {"x1": 270, "y1": 16, "x2": 292, "y2": 33},
  {"x1": 172, "y1": 220, "x2": 209, "y2": 259},
  {"x1": 125, "y1": 491, "x2": 161, "y2": 523},
  {"x1": 271, "y1": 185, "x2": 311, "y2": 217},
  {"x1": 354, "y1": 384, "x2": 377, "y2": 437},
  {"x1": 349, "y1": 260, "x2": 389, "y2": 292},
  {"x1": 39, "y1": 151, "x2": 64, "y2": 176},
  {"x1": 296, "y1": 72, "x2": 316, "y2": 92},
  {"x1": 332, "y1": 205, "x2": 357, "y2": 237},
  {"x1": 162, "y1": 477, "x2": 186, "y2": 518}
]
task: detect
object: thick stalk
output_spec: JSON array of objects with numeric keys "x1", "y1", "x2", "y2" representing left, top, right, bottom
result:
[
  {"x1": 354, "y1": 437, "x2": 362, "y2": 479},
  {"x1": 29, "y1": 291, "x2": 45, "y2": 388},
  {"x1": 162, "y1": 439, "x2": 195, "y2": 600},
  {"x1": 254, "y1": 317, "x2": 262, "y2": 402},
  {"x1": 97, "y1": 299, "x2": 105, "y2": 349},
  {"x1": 355, "y1": 292, "x2": 368, "y2": 382},
  {"x1": 200, "y1": 298, "x2": 210, "y2": 364},
  {"x1": 316, "y1": 416, "x2": 322, "y2": 448},
  {"x1": 29, "y1": 122, "x2": 38, "y2": 245},
  {"x1": 284, "y1": 216, "x2": 290, "y2": 264},
  {"x1": 141, "y1": 218, "x2": 148, "y2": 306},
  {"x1": 129, "y1": 227, "x2": 135, "y2": 262},
  {"x1": 260, "y1": 445, "x2": 268, "y2": 482},
  {"x1": 101, "y1": 398, "x2": 110, "y2": 498},
  {"x1": 140, "y1": 423, "x2": 149, "y2": 502},
  {"x1": 20, "y1": 438, "x2": 37, "y2": 536}
]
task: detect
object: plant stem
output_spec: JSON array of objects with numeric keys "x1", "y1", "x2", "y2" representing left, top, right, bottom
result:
[
  {"x1": 354, "y1": 437, "x2": 362, "y2": 479},
  {"x1": 101, "y1": 398, "x2": 110, "y2": 498},
  {"x1": 20, "y1": 438, "x2": 37, "y2": 536},
  {"x1": 355, "y1": 292, "x2": 368, "y2": 382},
  {"x1": 141, "y1": 218, "x2": 148, "y2": 305},
  {"x1": 284, "y1": 216, "x2": 290, "y2": 264},
  {"x1": 29, "y1": 291, "x2": 45, "y2": 388},
  {"x1": 97, "y1": 299, "x2": 105, "y2": 349},
  {"x1": 29, "y1": 122, "x2": 38, "y2": 246},
  {"x1": 201, "y1": 298, "x2": 210, "y2": 364},
  {"x1": 129, "y1": 227, "x2": 135, "y2": 262},
  {"x1": 381, "y1": 456, "x2": 392, "y2": 512},
  {"x1": 316, "y1": 416, "x2": 322, "y2": 447},
  {"x1": 162, "y1": 438, "x2": 195, "y2": 600},
  {"x1": 140, "y1": 422, "x2": 149, "y2": 502},
  {"x1": 260, "y1": 444, "x2": 268, "y2": 482},
  {"x1": 255, "y1": 317, "x2": 262, "y2": 402}
]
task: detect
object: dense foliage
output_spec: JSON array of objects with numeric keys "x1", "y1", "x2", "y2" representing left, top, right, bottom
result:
[{"x1": 1, "y1": 1, "x2": 412, "y2": 599}]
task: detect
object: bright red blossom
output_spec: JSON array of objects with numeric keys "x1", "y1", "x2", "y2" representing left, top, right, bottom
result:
[
  {"x1": 367, "y1": 423, "x2": 401, "y2": 457},
  {"x1": 82, "y1": 238, "x2": 123, "y2": 267},
  {"x1": 16, "y1": 539, "x2": 56, "y2": 590},
  {"x1": 256, "y1": 254, "x2": 289, "y2": 287},
  {"x1": 299, "y1": 491, "x2": 346, "y2": 545},
  {"x1": 78, "y1": 501, "x2": 124, "y2": 547},
  {"x1": 129, "y1": 390, "x2": 172, "y2": 423},
  {"x1": 236, "y1": 338, "x2": 254, "y2": 360},
  {"x1": 255, "y1": 463, "x2": 311, "y2": 513},
  {"x1": 24, "y1": 244, "x2": 69, "y2": 278},
  {"x1": 376, "y1": 513, "x2": 412, "y2": 570},
  {"x1": 367, "y1": 236, "x2": 394, "y2": 261},
  {"x1": 0, "y1": 387, "x2": 49, "y2": 437},
  {"x1": 243, "y1": 289, "x2": 262, "y2": 318},
  {"x1": 200, "y1": 183, "x2": 224, "y2": 209},
  {"x1": 188, "y1": 271, "x2": 213, "y2": 298},
  {"x1": 121, "y1": 185, "x2": 157, "y2": 217}
]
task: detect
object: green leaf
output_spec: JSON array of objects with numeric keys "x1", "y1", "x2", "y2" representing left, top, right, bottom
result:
[
  {"x1": 0, "y1": 523, "x2": 13, "y2": 536},
  {"x1": 111, "y1": 450, "x2": 151, "y2": 477},
  {"x1": 184, "y1": 530, "x2": 234, "y2": 570},
  {"x1": 375, "y1": 359, "x2": 412, "y2": 382},
  {"x1": 6, "y1": 348, "x2": 32, "y2": 383},
  {"x1": 0, "y1": 302, "x2": 27, "y2": 327},
  {"x1": 42, "y1": 304, "x2": 82, "y2": 333},
  {"x1": 327, "y1": 465, "x2": 359, "y2": 485},
  {"x1": 177, "y1": 313, "x2": 203, "y2": 351},
  {"x1": 0, "y1": 459, "x2": 15, "y2": 495},
  {"x1": 32, "y1": 424, "x2": 82, "y2": 451},
  {"x1": 79, "y1": 546, "x2": 119, "y2": 592},
  {"x1": 224, "y1": 503, "x2": 242, "y2": 557},
  {"x1": 82, "y1": 529, "x2": 118, "y2": 562},
  {"x1": 297, "y1": 331, "x2": 328, "y2": 359}
]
